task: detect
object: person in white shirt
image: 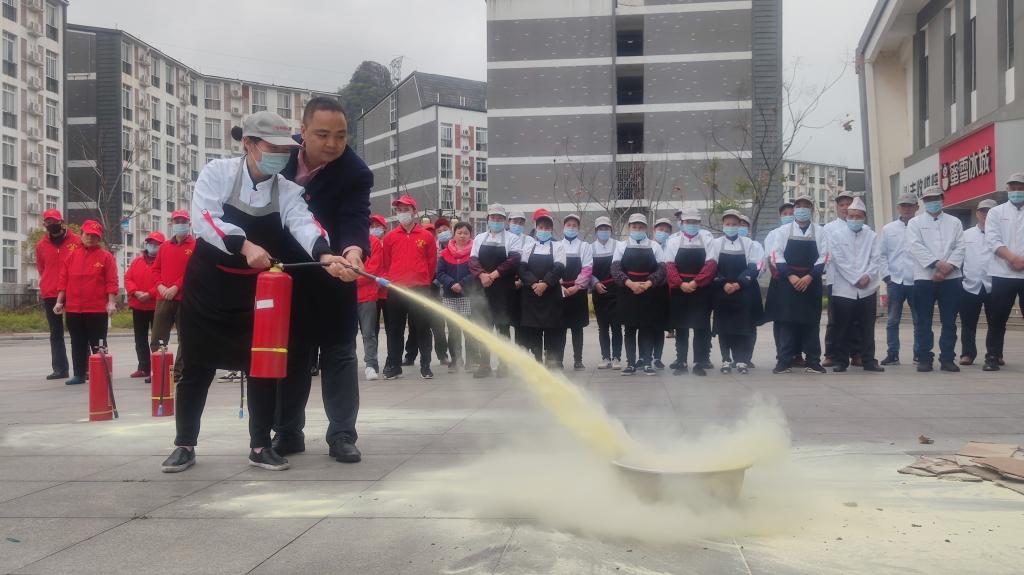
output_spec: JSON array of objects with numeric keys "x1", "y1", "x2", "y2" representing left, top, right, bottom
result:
[
  {"x1": 823, "y1": 191, "x2": 856, "y2": 367},
  {"x1": 651, "y1": 218, "x2": 674, "y2": 370},
  {"x1": 612, "y1": 213, "x2": 667, "y2": 375},
  {"x1": 709, "y1": 210, "x2": 763, "y2": 375},
  {"x1": 518, "y1": 209, "x2": 566, "y2": 367},
  {"x1": 590, "y1": 216, "x2": 623, "y2": 369},
  {"x1": 828, "y1": 197, "x2": 885, "y2": 372},
  {"x1": 983, "y1": 172, "x2": 1024, "y2": 370},
  {"x1": 957, "y1": 199, "x2": 996, "y2": 366},
  {"x1": 763, "y1": 202, "x2": 807, "y2": 367},
  {"x1": 468, "y1": 204, "x2": 522, "y2": 378},
  {"x1": 663, "y1": 209, "x2": 716, "y2": 376},
  {"x1": 907, "y1": 185, "x2": 966, "y2": 372},
  {"x1": 558, "y1": 214, "x2": 594, "y2": 370},
  {"x1": 770, "y1": 195, "x2": 830, "y2": 374},
  {"x1": 878, "y1": 192, "x2": 921, "y2": 365},
  {"x1": 736, "y1": 213, "x2": 765, "y2": 368}
]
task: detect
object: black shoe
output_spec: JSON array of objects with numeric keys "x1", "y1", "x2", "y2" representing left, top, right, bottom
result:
[
  {"x1": 401, "y1": 356, "x2": 415, "y2": 367},
  {"x1": 863, "y1": 362, "x2": 885, "y2": 373},
  {"x1": 720, "y1": 365, "x2": 732, "y2": 374},
  {"x1": 737, "y1": 365, "x2": 750, "y2": 375},
  {"x1": 913, "y1": 355, "x2": 920, "y2": 364},
  {"x1": 669, "y1": 360, "x2": 680, "y2": 370},
  {"x1": 940, "y1": 361, "x2": 960, "y2": 373},
  {"x1": 473, "y1": 366, "x2": 492, "y2": 379},
  {"x1": 271, "y1": 434, "x2": 305, "y2": 456},
  {"x1": 697, "y1": 361, "x2": 714, "y2": 370},
  {"x1": 653, "y1": 360, "x2": 665, "y2": 370},
  {"x1": 643, "y1": 365, "x2": 657, "y2": 376},
  {"x1": 772, "y1": 363, "x2": 792, "y2": 374},
  {"x1": 383, "y1": 367, "x2": 402, "y2": 380},
  {"x1": 880, "y1": 354, "x2": 899, "y2": 366},
  {"x1": 46, "y1": 371, "x2": 68, "y2": 380},
  {"x1": 161, "y1": 447, "x2": 196, "y2": 473},
  {"x1": 672, "y1": 365, "x2": 688, "y2": 376},
  {"x1": 248, "y1": 448, "x2": 290, "y2": 471},
  {"x1": 982, "y1": 360, "x2": 1000, "y2": 372},
  {"x1": 328, "y1": 438, "x2": 362, "y2": 463},
  {"x1": 805, "y1": 363, "x2": 826, "y2": 374},
  {"x1": 574, "y1": 361, "x2": 586, "y2": 371},
  {"x1": 310, "y1": 366, "x2": 320, "y2": 377},
  {"x1": 692, "y1": 365, "x2": 707, "y2": 376},
  {"x1": 621, "y1": 365, "x2": 637, "y2": 375},
  {"x1": 747, "y1": 362, "x2": 756, "y2": 369},
  {"x1": 916, "y1": 363, "x2": 933, "y2": 372},
  {"x1": 832, "y1": 364, "x2": 848, "y2": 373},
  {"x1": 420, "y1": 366, "x2": 434, "y2": 379}
]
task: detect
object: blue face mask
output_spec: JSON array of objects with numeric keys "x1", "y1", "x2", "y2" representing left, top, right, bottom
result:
[
  {"x1": 255, "y1": 151, "x2": 290, "y2": 176},
  {"x1": 563, "y1": 228, "x2": 578, "y2": 240},
  {"x1": 370, "y1": 227, "x2": 384, "y2": 238},
  {"x1": 924, "y1": 200, "x2": 943, "y2": 215},
  {"x1": 596, "y1": 230, "x2": 611, "y2": 242},
  {"x1": 682, "y1": 224, "x2": 701, "y2": 236},
  {"x1": 1008, "y1": 191, "x2": 1024, "y2": 204},
  {"x1": 629, "y1": 230, "x2": 647, "y2": 242},
  {"x1": 737, "y1": 227, "x2": 749, "y2": 237},
  {"x1": 172, "y1": 223, "x2": 189, "y2": 236},
  {"x1": 487, "y1": 221, "x2": 505, "y2": 233},
  {"x1": 780, "y1": 215, "x2": 795, "y2": 225},
  {"x1": 437, "y1": 231, "x2": 452, "y2": 243},
  {"x1": 722, "y1": 226, "x2": 739, "y2": 238},
  {"x1": 794, "y1": 207, "x2": 812, "y2": 222},
  {"x1": 847, "y1": 219, "x2": 865, "y2": 232},
  {"x1": 509, "y1": 223, "x2": 524, "y2": 235},
  {"x1": 536, "y1": 230, "x2": 552, "y2": 242},
  {"x1": 145, "y1": 243, "x2": 159, "y2": 257},
  {"x1": 654, "y1": 230, "x2": 669, "y2": 244}
]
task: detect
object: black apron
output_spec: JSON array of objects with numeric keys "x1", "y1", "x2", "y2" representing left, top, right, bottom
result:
[
  {"x1": 520, "y1": 245, "x2": 562, "y2": 329},
  {"x1": 474, "y1": 235, "x2": 516, "y2": 325},
  {"x1": 561, "y1": 240, "x2": 590, "y2": 329},
  {"x1": 180, "y1": 162, "x2": 291, "y2": 371},
  {"x1": 669, "y1": 236, "x2": 711, "y2": 330},
  {"x1": 775, "y1": 227, "x2": 823, "y2": 324},
  {"x1": 618, "y1": 245, "x2": 661, "y2": 329},
  {"x1": 591, "y1": 250, "x2": 617, "y2": 323}
]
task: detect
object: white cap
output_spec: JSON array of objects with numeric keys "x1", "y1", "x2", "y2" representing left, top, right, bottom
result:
[
  {"x1": 563, "y1": 213, "x2": 581, "y2": 224},
  {"x1": 1006, "y1": 172, "x2": 1024, "y2": 185},
  {"x1": 678, "y1": 208, "x2": 700, "y2": 221},
  {"x1": 654, "y1": 217, "x2": 673, "y2": 228},
  {"x1": 242, "y1": 111, "x2": 300, "y2": 147},
  {"x1": 896, "y1": 192, "x2": 918, "y2": 206},
  {"x1": 835, "y1": 190, "x2": 855, "y2": 201},
  {"x1": 793, "y1": 194, "x2": 814, "y2": 205},
  {"x1": 594, "y1": 215, "x2": 612, "y2": 229},
  {"x1": 848, "y1": 196, "x2": 867, "y2": 213},
  {"x1": 508, "y1": 211, "x2": 526, "y2": 221},
  {"x1": 721, "y1": 209, "x2": 743, "y2": 220},
  {"x1": 487, "y1": 203, "x2": 507, "y2": 218},
  {"x1": 627, "y1": 213, "x2": 648, "y2": 226},
  {"x1": 977, "y1": 199, "x2": 998, "y2": 210},
  {"x1": 921, "y1": 185, "x2": 944, "y2": 199},
  {"x1": 738, "y1": 214, "x2": 751, "y2": 225}
]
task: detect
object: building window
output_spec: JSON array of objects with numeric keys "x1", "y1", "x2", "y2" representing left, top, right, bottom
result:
[
  {"x1": 204, "y1": 82, "x2": 221, "y2": 110},
  {"x1": 440, "y1": 123, "x2": 453, "y2": 148},
  {"x1": 1, "y1": 83, "x2": 15, "y2": 129},
  {"x1": 45, "y1": 194, "x2": 56, "y2": 210},
  {"x1": 388, "y1": 135, "x2": 396, "y2": 160},
  {"x1": 122, "y1": 173, "x2": 133, "y2": 205},
  {"x1": 388, "y1": 165, "x2": 396, "y2": 187},
  {"x1": 151, "y1": 176, "x2": 161, "y2": 209},
  {"x1": 949, "y1": 22, "x2": 957, "y2": 107},
  {"x1": 389, "y1": 95, "x2": 397, "y2": 128},
  {"x1": 2, "y1": 187, "x2": 16, "y2": 233},
  {"x1": 121, "y1": 40, "x2": 131, "y2": 74},
  {"x1": 918, "y1": 29, "x2": 928, "y2": 147},
  {"x1": 1007, "y1": 0, "x2": 1016, "y2": 70},
  {"x1": 122, "y1": 127, "x2": 133, "y2": 162},
  {"x1": 166, "y1": 181, "x2": 176, "y2": 212},
  {"x1": 165, "y1": 61, "x2": 174, "y2": 95},
  {"x1": 440, "y1": 154, "x2": 453, "y2": 180},
  {"x1": 475, "y1": 188, "x2": 487, "y2": 212},
  {"x1": 165, "y1": 103, "x2": 175, "y2": 137},
  {"x1": 475, "y1": 128, "x2": 487, "y2": 152},
  {"x1": 122, "y1": 84, "x2": 132, "y2": 121},
  {"x1": 204, "y1": 118, "x2": 221, "y2": 149},
  {"x1": 1, "y1": 136, "x2": 15, "y2": 180},
  {"x1": 165, "y1": 141, "x2": 175, "y2": 175},
  {"x1": 45, "y1": 2, "x2": 58, "y2": 41},
  {"x1": 205, "y1": 153, "x2": 221, "y2": 164},
  {"x1": 45, "y1": 50, "x2": 58, "y2": 93},
  {"x1": 45, "y1": 99, "x2": 58, "y2": 140},
  {"x1": 276, "y1": 92, "x2": 291, "y2": 119},
  {"x1": 45, "y1": 147, "x2": 58, "y2": 189},
  {"x1": 440, "y1": 185, "x2": 454, "y2": 210},
  {"x1": 189, "y1": 113, "x2": 198, "y2": 146},
  {"x1": 1, "y1": 239, "x2": 15, "y2": 283},
  {"x1": 251, "y1": 87, "x2": 267, "y2": 113},
  {"x1": 2, "y1": 0, "x2": 15, "y2": 22},
  {"x1": 2, "y1": 32, "x2": 16, "y2": 78},
  {"x1": 476, "y1": 159, "x2": 487, "y2": 182},
  {"x1": 150, "y1": 57, "x2": 160, "y2": 88},
  {"x1": 151, "y1": 136, "x2": 161, "y2": 169},
  {"x1": 966, "y1": 10, "x2": 977, "y2": 107},
  {"x1": 190, "y1": 149, "x2": 198, "y2": 180},
  {"x1": 190, "y1": 77, "x2": 198, "y2": 106}
]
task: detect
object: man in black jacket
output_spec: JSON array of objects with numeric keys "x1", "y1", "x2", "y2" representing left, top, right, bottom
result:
[{"x1": 273, "y1": 97, "x2": 372, "y2": 463}]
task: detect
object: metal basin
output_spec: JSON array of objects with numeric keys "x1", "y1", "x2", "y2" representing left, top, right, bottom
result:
[{"x1": 612, "y1": 460, "x2": 749, "y2": 505}]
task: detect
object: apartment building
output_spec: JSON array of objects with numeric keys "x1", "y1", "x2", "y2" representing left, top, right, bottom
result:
[{"x1": 781, "y1": 160, "x2": 855, "y2": 224}]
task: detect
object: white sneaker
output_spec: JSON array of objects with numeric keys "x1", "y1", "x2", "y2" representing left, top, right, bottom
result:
[
  {"x1": 611, "y1": 360, "x2": 622, "y2": 370},
  {"x1": 364, "y1": 367, "x2": 379, "y2": 381}
]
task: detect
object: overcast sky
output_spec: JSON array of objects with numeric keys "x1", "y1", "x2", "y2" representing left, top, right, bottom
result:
[{"x1": 68, "y1": 0, "x2": 875, "y2": 168}]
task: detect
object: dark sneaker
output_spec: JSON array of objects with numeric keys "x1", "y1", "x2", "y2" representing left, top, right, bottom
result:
[
  {"x1": 697, "y1": 361, "x2": 714, "y2": 370},
  {"x1": 940, "y1": 361, "x2": 960, "y2": 373},
  {"x1": 863, "y1": 362, "x2": 885, "y2": 372},
  {"x1": 672, "y1": 365, "x2": 688, "y2": 376},
  {"x1": 982, "y1": 360, "x2": 1000, "y2": 372},
  {"x1": 880, "y1": 354, "x2": 899, "y2": 366},
  {"x1": 916, "y1": 363, "x2": 933, "y2": 372},
  {"x1": 329, "y1": 438, "x2": 362, "y2": 463},
  {"x1": 46, "y1": 371, "x2": 68, "y2": 380},
  {"x1": 310, "y1": 366, "x2": 320, "y2": 377},
  {"x1": 248, "y1": 448, "x2": 290, "y2": 471},
  {"x1": 401, "y1": 356, "x2": 415, "y2": 366},
  {"x1": 692, "y1": 365, "x2": 707, "y2": 377},
  {"x1": 382, "y1": 367, "x2": 402, "y2": 380},
  {"x1": 161, "y1": 447, "x2": 196, "y2": 473},
  {"x1": 737, "y1": 365, "x2": 750, "y2": 375},
  {"x1": 832, "y1": 364, "x2": 848, "y2": 373},
  {"x1": 772, "y1": 363, "x2": 792, "y2": 374},
  {"x1": 643, "y1": 365, "x2": 657, "y2": 376},
  {"x1": 720, "y1": 365, "x2": 732, "y2": 374},
  {"x1": 653, "y1": 360, "x2": 665, "y2": 370},
  {"x1": 621, "y1": 365, "x2": 637, "y2": 376},
  {"x1": 805, "y1": 363, "x2": 826, "y2": 374},
  {"x1": 747, "y1": 362, "x2": 756, "y2": 369},
  {"x1": 271, "y1": 434, "x2": 305, "y2": 456},
  {"x1": 668, "y1": 360, "x2": 680, "y2": 370},
  {"x1": 420, "y1": 366, "x2": 434, "y2": 380},
  {"x1": 574, "y1": 361, "x2": 586, "y2": 371},
  {"x1": 65, "y1": 376, "x2": 83, "y2": 386}
]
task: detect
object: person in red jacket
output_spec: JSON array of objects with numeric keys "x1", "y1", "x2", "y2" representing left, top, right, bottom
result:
[
  {"x1": 380, "y1": 195, "x2": 437, "y2": 380},
  {"x1": 125, "y1": 231, "x2": 165, "y2": 380},
  {"x1": 35, "y1": 208, "x2": 82, "y2": 380},
  {"x1": 356, "y1": 214, "x2": 388, "y2": 381},
  {"x1": 150, "y1": 209, "x2": 196, "y2": 380},
  {"x1": 53, "y1": 220, "x2": 118, "y2": 386}
]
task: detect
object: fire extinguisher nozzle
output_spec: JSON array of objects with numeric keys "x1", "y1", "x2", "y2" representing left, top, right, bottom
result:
[{"x1": 376, "y1": 278, "x2": 391, "y2": 288}]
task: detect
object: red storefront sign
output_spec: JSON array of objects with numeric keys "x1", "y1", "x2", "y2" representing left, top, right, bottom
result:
[{"x1": 939, "y1": 123, "x2": 995, "y2": 206}]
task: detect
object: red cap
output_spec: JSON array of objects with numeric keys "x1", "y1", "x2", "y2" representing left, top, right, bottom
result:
[
  {"x1": 171, "y1": 209, "x2": 190, "y2": 221},
  {"x1": 145, "y1": 231, "x2": 166, "y2": 244},
  {"x1": 434, "y1": 217, "x2": 450, "y2": 228},
  {"x1": 81, "y1": 219, "x2": 103, "y2": 237},
  {"x1": 369, "y1": 214, "x2": 387, "y2": 228},
  {"x1": 391, "y1": 195, "x2": 417, "y2": 210},
  {"x1": 42, "y1": 208, "x2": 63, "y2": 222},
  {"x1": 532, "y1": 208, "x2": 553, "y2": 222}
]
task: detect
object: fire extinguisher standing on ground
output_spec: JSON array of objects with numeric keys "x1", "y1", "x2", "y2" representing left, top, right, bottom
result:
[
  {"x1": 88, "y1": 340, "x2": 118, "y2": 421},
  {"x1": 151, "y1": 341, "x2": 174, "y2": 417}
]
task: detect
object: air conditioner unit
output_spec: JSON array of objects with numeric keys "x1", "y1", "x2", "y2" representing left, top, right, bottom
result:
[
  {"x1": 28, "y1": 177, "x2": 42, "y2": 190},
  {"x1": 28, "y1": 278, "x2": 40, "y2": 290},
  {"x1": 178, "y1": 74, "x2": 189, "y2": 86},
  {"x1": 26, "y1": 202, "x2": 40, "y2": 214},
  {"x1": 27, "y1": 151, "x2": 42, "y2": 164},
  {"x1": 25, "y1": 50, "x2": 43, "y2": 66},
  {"x1": 25, "y1": 0, "x2": 43, "y2": 12},
  {"x1": 461, "y1": 144, "x2": 470, "y2": 153},
  {"x1": 138, "y1": 180, "x2": 152, "y2": 192},
  {"x1": 230, "y1": 85, "x2": 242, "y2": 98},
  {"x1": 26, "y1": 101, "x2": 41, "y2": 115},
  {"x1": 461, "y1": 158, "x2": 470, "y2": 167},
  {"x1": 27, "y1": 127, "x2": 42, "y2": 140},
  {"x1": 462, "y1": 175, "x2": 471, "y2": 183},
  {"x1": 27, "y1": 21, "x2": 43, "y2": 37},
  {"x1": 231, "y1": 106, "x2": 241, "y2": 116},
  {"x1": 461, "y1": 189, "x2": 471, "y2": 199},
  {"x1": 461, "y1": 127, "x2": 470, "y2": 136},
  {"x1": 27, "y1": 77, "x2": 42, "y2": 92},
  {"x1": 137, "y1": 95, "x2": 150, "y2": 108},
  {"x1": 137, "y1": 51, "x2": 151, "y2": 66},
  {"x1": 139, "y1": 122, "x2": 151, "y2": 132}
]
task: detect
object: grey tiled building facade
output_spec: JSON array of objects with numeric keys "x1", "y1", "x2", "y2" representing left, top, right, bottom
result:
[{"x1": 486, "y1": 0, "x2": 782, "y2": 234}]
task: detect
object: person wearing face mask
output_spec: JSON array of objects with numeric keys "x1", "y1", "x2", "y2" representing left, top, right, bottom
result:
[
  {"x1": 708, "y1": 211, "x2": 762, "y2": 375},
  {"x1": 35, "y1": 209, "x2": 82, "y2": 381},
  {"x1": 822, "y1": 191, "x2": 859, "y2": 368},
  {"x1": 52, "y1": 220, "x2": 119, "y2": 386},
  {"x1": 650, "y1": 218, "x2": 674, "y2": 370},
  {"x1": 356, "y1": 215, "x2": 389, "y2": 382},
  {"x1": 735, "y1": 214, "x2": 765, "y2": 369},
  {"x1": 664, "y1": 209, "x2": 716, "y2": 376},
  {"x1": 469, "y1": 204, "x2": 522, "y2": 378},
  {"x1": 906, "y1": 185, "x2": 966, "y2": 373},
  {"x1": 983, "y1": 173, "x2": 1024, "y2": 371},
  {"x1": 506, "y1": 211, "x2": 529, "y2": 349},
  {"x1": 771, "y1": 195, "x2": 830, "y2": 375},
  {"x1": 436, "y1": 221, "x2": 479, "y2": 373},
  {"x1": 612, "y1": 213, "x2": 667, "y2": 375},
  {"x1": 878, "y1": 192, "x2": 921, "y2": 366},
  {"x1": 557, "y1": 214, "x2": 593, "y2": 371},
  {"x1": 125, "y1": 232, "x2": 165, "y2": 381},
  {"x1": 518, "y1": 209, "x2": 566, "y2": 366},
  {"x1": 149, "y1": 209, "x2": 196, "y2": 383},
  {"x1": 761, "y1": 202, "x2": 805, "y2": 368},
  {"x1": 426, "y1": 217, "x2": 453, "y2": 368},
  {"x1": 956, "y1": 199, "x2": 996, "y2": 367},
  {"x1": 590, "y1": 216, "x2": 623, "y2": 370},
  {"x1": 828, "y1": 198, "x2": 884, "y2": 373},
  {"x1": 160, "y1": 111, "x2": 352, "y2": 474}
]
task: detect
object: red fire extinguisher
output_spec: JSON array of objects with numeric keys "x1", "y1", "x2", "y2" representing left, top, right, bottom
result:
[
  {"x1": 151, "y1": 341, "x2": 174, "y2": 417},
  {"x1": 250, "y1": 265, "x2": 292, "y2": 379},
  {"x1": 88, "y1": 341, "x2": 118, "y2": 421}
]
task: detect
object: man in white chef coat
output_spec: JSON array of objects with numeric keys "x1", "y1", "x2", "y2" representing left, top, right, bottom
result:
[
  {"x1": 957, "y1": 199, "x2": 996, "y2": 367},
  {"x1": 983, "y1": 172, "x2": 1024, "y2": 371},
  {"x1": 878, "y1": 192, "x2": 920, "y2": 365}
]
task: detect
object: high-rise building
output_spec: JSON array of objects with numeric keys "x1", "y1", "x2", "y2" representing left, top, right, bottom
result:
[
  {"x1": 485, "y1": 0, "x2": 782, "y2": 233},
  {"x1": 0, "y1": 0, "x2": 67, "y2": 295},
  {"x1": 356, "y1": 71, "x2": 487, "y2": 228},
  {"x1": 781, "y1": 160, "x2": 854, "y2": 225},
  {"x1": 63, "y1": 24, "x2": 336, "y2": 276}
]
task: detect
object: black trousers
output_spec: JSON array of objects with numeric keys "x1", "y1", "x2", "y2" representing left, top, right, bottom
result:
[
  {"x1": 673, "y1": 328, "x2": 710, "y2": 366},
  {"x1": 778, "y1": 322, "x2": 821, "y2": 366},
  {"x1": 175, "y1": 364, "x2": 276, "y2": 449},
  {"x1": 385, "y1": 286, "x2": 432, "y2": 370},
  {"x1": 986, "y1": 277, "x2": 1024, "y2": 361},
  {"x1": 831, "y1": 294, "x2": 877, "y2": 367},
  {"x1": 44, "y1": 297, "x2": 69, "y2": 375},
  {"x1": 473, "y1": 298, "x2": 512, "y2": 369},
  {"x1": 624, "y1": 326, "x2": 656, "y2": 367},
  {"x1": 595, "y1": 307, "x2": 622, "y2": 361},
  {"x1": 957, "y1": 287, "x2": 990, "y2": 361},
  {"x1": 557, "y1": 326, "x2": 584, "y2": 365},
  {"x1": 65, "y1": 312, "x2": 108, "y2": 379},
  {"x1": 653, "y1": 329, "x2": 665, "y2": 361},
  {"x1": 132, "y1": 309, "x2": 155, "y2": 372},
  {"x1": 275, "y1": 338, "x2": 360, "y2": 444},
  {"x1": 719, "y1": 333, "x2": 752, "y2": 365},
  {"x1": 824, "y1": 285, "x2": 862, "y2": 359},
  {"x1": 523, "y1": 326, "x2": 559, "y2": 363}
]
